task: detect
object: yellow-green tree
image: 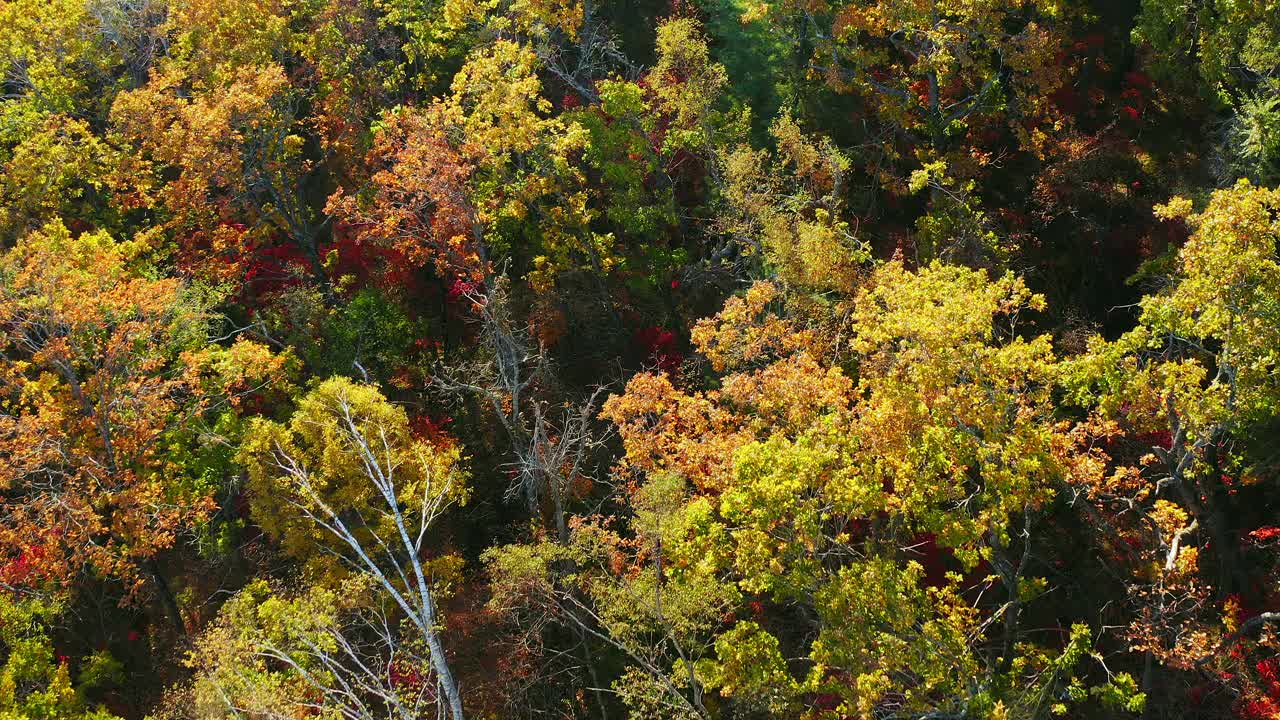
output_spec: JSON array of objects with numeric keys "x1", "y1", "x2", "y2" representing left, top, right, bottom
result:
[
  {"x1": 489, "y1": 260, "x2": 1138, "y2": 719},
  {"x1": 0, "y1": 0, "x2": 118, "y2": 151},
  {"x1": 1062, "y1": 181, "x2": 1280, "y2": 695},
  {"x1": 0, "y1": 593, "x2": 122, "y2": 720},
  {"x1": 239, "y1": 377, "x2": 469, "y2": 720},
  {"x1": 718, "y1": 115, "x2": 867, "y2": 293},
  {"x1": 182, "y1": 576, "x2": 446, "y2": 720}
]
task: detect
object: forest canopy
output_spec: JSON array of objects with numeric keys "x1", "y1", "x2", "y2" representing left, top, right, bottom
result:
[{"x1": 0, "y1": 0, "x2": 1279, "y2": 718}]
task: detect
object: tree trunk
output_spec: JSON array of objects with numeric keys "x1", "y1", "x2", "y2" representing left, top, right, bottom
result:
[
  {"x1": 145, "y1": 558, "x2": 186, "y2": 638},
  {"x1": 423, "y1": 621, "x2": 465, "y2": 720}
]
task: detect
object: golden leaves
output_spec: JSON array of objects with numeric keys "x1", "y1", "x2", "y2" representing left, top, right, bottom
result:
[
  {"x1": 0, "y1": 221, "x2": 279, "y2": 594},
  {"x1": 691, "y1": 282, "x2": 814, "y2": 372},
  {"x1": 111, "y1": 64, "x2": 304, "y2": 280},
  {"x1": 327, "y1": 108, "x2": 488, "y2": 281},
  {"x1": 601, "y1": 372, "x2": 751, "y2": 493}
]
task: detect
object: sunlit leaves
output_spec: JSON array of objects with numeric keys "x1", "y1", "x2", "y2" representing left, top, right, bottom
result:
[
  {"x1": 597, "y1": 259, "x2": 1092, "y2": 717},
  {"x1": 111, "y1": 64, "x2": 314, "y2": 281},
  {"x1": 239, "y1": 377, "x2": 468, "y2": 576},
  {"x1": 0, "y1": 593, "x2": 122, "y2": 720},
  {"x1": 0, "y1": 0, "x2": 116, "y2": 148},
  {"x1": 0, "y1": 220, "x2": 283, "y2": 595}
]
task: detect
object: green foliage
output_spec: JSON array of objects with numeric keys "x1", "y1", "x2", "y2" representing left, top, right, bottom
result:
[
  {"x1": 186, "y1": 578, "x2": 368, "y2": 719},
  {"x1": 573, "y1": 80, "x2": 676, "y2": 236},
  {"x1": 1134, "y1": 0, "x2": 1279, "y2": 104},
  {"x1": 0, "y1": 116, "x2": 119, "y2": 239},
  {"x1": 696, "y1": 621, "x2": 796, "y2": 715},
  {"x1": 1226, "y1": 91, "x2": 1280, "y2": 184},
  {"x1": 650, "y1": 19, "x2": 735, "y2": 154},
  {"x1": 318, "y1": 288, "x2": 419, "y2": 378},
  {"x1": 720, "y1": 114, "x2": 867, "y2": 291},
  {"x1": 0, "y1": 594, "x2": 121, "y2": 720},
  {"x1": 694, "y1": 0, "x2": 790, "y2": 139},
  {"x1": 595, "y1": 261, "x2": 1111, "y2": 718}
]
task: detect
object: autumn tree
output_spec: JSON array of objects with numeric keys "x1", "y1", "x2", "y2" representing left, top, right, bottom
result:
[
  {"x1": 326, "y1": 107, "x2": 489, "y2": 285},
  {"x1": 718, "y1": 114, "x2": 866, "y2": 292},
  {"x1": 1062, "y1": 181, "x2": 1280, "y2": 710},
  {"x1": 577, "y1": 17, "x2": 748, "y2": 285},
  {"x1": 238, "y1": 377, "x2": 469, "y2": 720},
  {"x1": 738, "y1": 0, "x2": 1070, "y2": 262},
  {"x1": 110, "y1": 64, "x2": 325, "y2": 285},
  {"x1": 1133, "y1": 0, "x2": 1278, "y2": 108},
  {"x1": 0, "y1": 115, "x2": 119, "y2": 240},
  {"x1": 0, "y1": 591, "x2": 123, "y2": 720},
  {"x1": 1134, "y1": 0, "x2": 1280, "y2": 184},
  {"x1": 0, "y1": 220, "x2": 284, "y2": 633},
  {"x1": 183, "y1": 575, "x2": 458, "y2": 720},
  {"x1": 485, "y1": 471, "x2": 737, "y2": 719},
  {"x1": 0, "y1": 0, "x2": 118, "y2": 152},
  {"x1": 1, "y1": 2, "x2": 1279, "y2": 716},
  {"x1": 487, "y1": 261, "x2": 1142, "y2": 719}
]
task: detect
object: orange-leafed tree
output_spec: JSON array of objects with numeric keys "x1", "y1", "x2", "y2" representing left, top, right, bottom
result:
[
  {"x1": 110, "y1": 64, "x2": 324, "y2": 286},
  {"x1": 326, "y1": 108, "x2": 489, "y2": 284},
  {"x1": 0, "y1": 220, "x2": 285, "y2": 633}
]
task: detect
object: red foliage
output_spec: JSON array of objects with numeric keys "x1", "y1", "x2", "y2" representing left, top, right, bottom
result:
[
  {"x1": 243, "y1": 241, "x2": 309, "y2": 297},
  {"x1": 410, "y1": 413, "x2": 456, "y2": 449},
  {"x1": 1247, "y1": 527, "x2": 1280, "y2": 545},
  {"x1": 1237, "y1": 697, "x2": 1280, "y2": 720},
  {"x1": 326, "y1": 112, "x2": 489, "y2": 284},
  {"x1": 666, "y1": 0, "x2": 699, "y2": 19},
  {"x1": 1124, "y1": 71, "x2": 1152, "y2": 89},
  {"x1": 633, "y1": 326, "x2": 682, "y2": 375},
  {"x1": 1128, "y1": 429, "x2": 1173, "y2": 449},
  {"x1": 446, "y1": 278, "x2": 476, "y2": 302},
  {"x1": 0, "y1": 542, "x2": 50, "y2": 586},
  {"x1": 389, "y1": 659, "x2": 426, "y2": 692},
  {"x1": 1258, "y1": 658, "x2": 1280, "y2": 699},
  {"x1": 326, "y1": 225, "x2": 425, "y2": 298}
]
